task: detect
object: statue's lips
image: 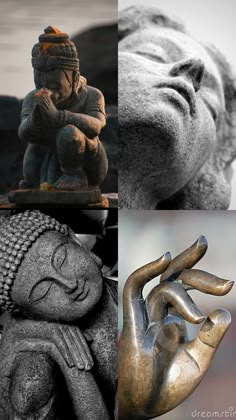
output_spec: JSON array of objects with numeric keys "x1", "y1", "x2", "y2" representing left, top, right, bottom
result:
[
  {"x1": 71, "y1": 282, "x2": 89, "y2": 301},
  {"x1": 155, "y1": 81, "x2": 196, "y2": 115}
]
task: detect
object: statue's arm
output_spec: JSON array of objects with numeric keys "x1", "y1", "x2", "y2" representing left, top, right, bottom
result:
[
  {"x1": 18, "y1": 90, "x2": 42, "y2": 143},
  {"x1": 10, "y1": 352, "x2": 58, "y2": 420},
  {"x1": 63, "y1": 87, "x2": 106, "y2": 138}
]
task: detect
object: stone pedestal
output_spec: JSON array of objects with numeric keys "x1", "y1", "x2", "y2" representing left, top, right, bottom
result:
[{"x1": 8, "y1": 187, "x2": 103, "y2": 207}]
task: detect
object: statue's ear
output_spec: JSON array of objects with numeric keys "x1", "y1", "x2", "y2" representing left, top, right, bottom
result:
[
  {"x1": 205, "y1": 42, "x2": 236, "y2": 162},
  {"x1": 68, "y1": 227, "x2": 84, "y2": 248},
  {"x1": 72, "y1": 70, "x2": 80, "y2": 91}
]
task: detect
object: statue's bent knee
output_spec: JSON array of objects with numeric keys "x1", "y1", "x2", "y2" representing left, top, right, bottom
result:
[
  {"x1": 57, "y1": 125, "x2": 85, "y2": 150},
  {"x1": 10, "y1": 352, "x2": 57, "y2": 416},
  {"x1": 56, "y1": 124, "x2": 86, "y2": 170}
]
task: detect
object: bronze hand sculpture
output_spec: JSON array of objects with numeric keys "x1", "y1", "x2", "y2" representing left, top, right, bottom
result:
[
  {"x1": 18, "y1": 26, "x2": 108, "y2": 191},
  {"x1": 0, "y1": 211, "x2": 117, "y2": 420},
  {"x1": 119, "y1": 236, "x2": 233, "y2": 419}
]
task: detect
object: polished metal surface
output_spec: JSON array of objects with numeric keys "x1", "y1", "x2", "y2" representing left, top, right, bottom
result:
[{"x1": 119, "y1": 236, "x2": 233, "y2": 419}]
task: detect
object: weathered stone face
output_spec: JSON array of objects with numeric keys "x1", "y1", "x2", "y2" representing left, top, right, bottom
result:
[
  {"x1": 119, "y1": 8, "x2": 236, "y2": 209},
  {"x1": 0, "y1": 211, "x2": 117, "y2": 420},
  {"x1": 11, "y1": 230, "x2": 103, "y2": 322},
  {"x1": 34, "y1": 68, "x2": 74, "y2": 105}
]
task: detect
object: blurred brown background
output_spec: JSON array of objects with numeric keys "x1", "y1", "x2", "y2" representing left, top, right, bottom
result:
[
  {"x1": 0, "y1": 0, "x2": 118, "y2": 195},
  {"x1": 0, "y1": 0, "x2": 116, "y2": 98}
]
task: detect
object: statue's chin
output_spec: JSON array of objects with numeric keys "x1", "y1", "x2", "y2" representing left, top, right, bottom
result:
[
  {"x1": 150, "y1": 103, "x2": 190, "y2": 148},
  {"x1": 120, "y1": 106, "x2": 193, "y2": 176},
  {"x1": 120, "y1": 100, "x2": 192, "y2": 152},
  {"x1": 120, "y1": 85, "x2": 218, "y2": 208}
]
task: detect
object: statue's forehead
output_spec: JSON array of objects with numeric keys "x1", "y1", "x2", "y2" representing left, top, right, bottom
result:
[
  {"x1": 121, "y1": 27, "x2": 222, "y2": 81},
  {"x1": 28, "y1": 230, "x2": 67, "y2": 262},
  {"x1": 34, "y1": 68, "x2": 68, "y2": 81},
  {"x1": 27, "y1": 232, "x2": 89, "y2": 275},
  {"x1": 10, "y1": 231, "x2": 68, "y2": 303}
]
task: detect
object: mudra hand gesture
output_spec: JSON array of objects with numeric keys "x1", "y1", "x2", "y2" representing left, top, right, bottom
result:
[
  {"x1": 34, "y1": 88, "x2": 63, "y2": 127},
  {"x1": 119, "y1": 236, "x2": 233, "y2": 419}
]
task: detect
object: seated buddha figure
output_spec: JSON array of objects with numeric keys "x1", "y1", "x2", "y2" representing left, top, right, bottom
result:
[{"x1": 18, "y1": 26, "x2": 108, "y2": 191}]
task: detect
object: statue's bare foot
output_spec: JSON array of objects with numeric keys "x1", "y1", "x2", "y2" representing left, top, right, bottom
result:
[
  {"x1": 19, "y1": 179, "x2": 38, "y2": 189},
  {"x1": 54, "y1": 171, "x2": 88, "y2": 190},
  {"x1": 40, "y1": 183, "x2": 57, "y2": 191}
]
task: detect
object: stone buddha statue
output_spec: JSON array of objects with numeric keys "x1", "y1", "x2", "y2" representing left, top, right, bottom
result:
[
  {"x1": 18, "y1": 26, "x2": 108, "y2": 191},
  {"x1": 0, "y1": 210, "x2": 117, "y2": 419}
]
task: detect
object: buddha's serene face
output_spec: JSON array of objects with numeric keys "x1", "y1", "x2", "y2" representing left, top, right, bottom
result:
[
  {"x1": 34, "y1": 69, "x2": 73, "y2": 104},
  {"x1": 119, "y1": 26, "x2": 225, "y2": 204},
  {"x1": 12, "y1": 231, "x2": 103, "y2": 322}
]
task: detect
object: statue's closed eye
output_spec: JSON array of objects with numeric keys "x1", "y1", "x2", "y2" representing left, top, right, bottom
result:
[
  {"x1": 134, "y1": 44, "x2": 169, "y2": 64},
  {"x1": 135, "y1": 50, "x2": 167, "y2": 63},
  {"x1": 29, "y1": 279, "x2": 54, "y2": 305}
]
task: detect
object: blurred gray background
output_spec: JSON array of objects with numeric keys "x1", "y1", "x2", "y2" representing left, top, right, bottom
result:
[
  {"x1": 0, "y1": 0, "x2": 116, "y2": 98},
  {"x1": 119, "y1": 210, "x2": 236, "y2": 420},
  {"x1": 119, "y1": 0, "x2": 236, "y2": 209},
  {"x1": 0, "y1": 0, "x2": 117, "y2": 195}
]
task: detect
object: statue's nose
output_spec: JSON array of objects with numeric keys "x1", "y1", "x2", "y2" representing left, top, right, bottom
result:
[
  {"x1": 52, "y1": 272, "x2": 78, "y2": 293},
  {"x1": 169, "y1": 58, "x2": 205, "y2": 92}
]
